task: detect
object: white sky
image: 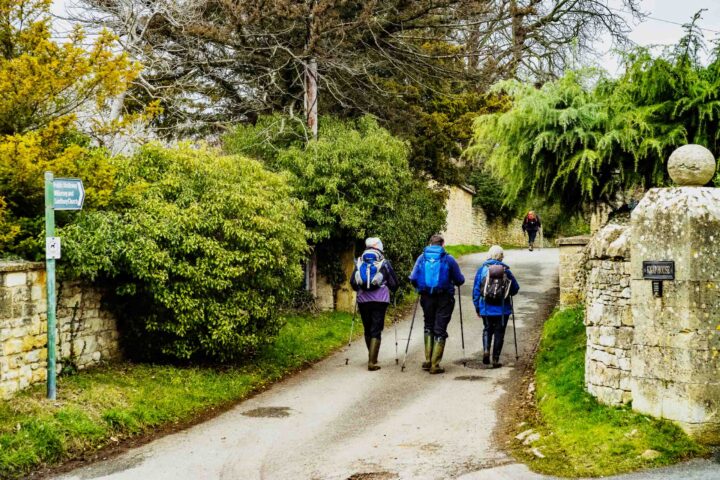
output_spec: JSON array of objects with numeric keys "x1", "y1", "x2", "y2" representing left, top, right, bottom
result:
[{"x1": 51, "y1": 0, "x2": 720, "y2": 75}]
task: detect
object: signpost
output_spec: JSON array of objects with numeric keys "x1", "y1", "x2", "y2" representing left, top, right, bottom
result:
[
  {"x1": 642, "y1": 260, "x2": 675, "y2": 298},
  {"x1": 44, "y1": 173, "x2": 84, "y2": 400}
]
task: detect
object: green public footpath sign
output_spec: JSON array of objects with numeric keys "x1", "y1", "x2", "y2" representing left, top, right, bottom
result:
[
  {"x1": 44, "y1": 172, "x2": 84, "y2": 400},
  {"x1": 53, "y1": 178, "x2": 85, "y2": 210}
]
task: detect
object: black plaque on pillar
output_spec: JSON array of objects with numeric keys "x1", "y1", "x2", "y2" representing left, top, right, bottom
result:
[{"x1": 642, "y1": 261, "x2": 675, "y2": 281}]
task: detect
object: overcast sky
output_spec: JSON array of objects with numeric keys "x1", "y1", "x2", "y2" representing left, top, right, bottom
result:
[{"x1": 51, "y1": 0, "x2": 720, "y2": 75}]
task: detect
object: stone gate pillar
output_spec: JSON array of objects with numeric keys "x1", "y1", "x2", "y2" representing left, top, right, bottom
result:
[{"x1": 630, "y1": 144, "x2": 720, "y2": 443}]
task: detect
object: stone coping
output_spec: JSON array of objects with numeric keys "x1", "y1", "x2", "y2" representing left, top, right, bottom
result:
[
  {"x1": 557, "y1": 235, "x2": 591, "y2": 246},
  {"x1": 0, "y1": 261, "x2": 44, "y2": 273}
]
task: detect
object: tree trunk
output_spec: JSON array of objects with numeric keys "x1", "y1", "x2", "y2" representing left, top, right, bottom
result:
[
  {"x1": 304, "y1": 57, "x2": 318, "y2": 139},
  {"x1": 334, "y1": 244, "x2": 357, "y2": 313}
]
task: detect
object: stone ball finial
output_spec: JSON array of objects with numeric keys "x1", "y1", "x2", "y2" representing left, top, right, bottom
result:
[{"x1": 667, "y1": 144, "x2": 717, "y2": 186}]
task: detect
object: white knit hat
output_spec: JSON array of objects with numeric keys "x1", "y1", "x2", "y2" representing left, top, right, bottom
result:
[
  {"x1": 488, "y1": 245, "x2": 504, "y2": 260},
  {"x1": 365, "y1": 237, "x2": 384, "y2": 252}
]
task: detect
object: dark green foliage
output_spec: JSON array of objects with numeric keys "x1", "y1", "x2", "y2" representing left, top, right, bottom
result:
[
  {"x1": 470, "y1": 18, "x2": 720, "y2": 214},
  {"x1": 224, "y1": 115, "x2": 447, "y2": 287},
  {"x1": 61, "y1": 144, "x2": 308, "y2": 361},
  {"x1": 467, "y1": 168, "x2": 518, "y2": 222}
]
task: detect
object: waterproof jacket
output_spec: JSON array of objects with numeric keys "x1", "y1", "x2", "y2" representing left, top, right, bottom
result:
[
  {"x1": 522, "y1": 214, "x2": 541, "y2": 232},
  {"x1": 408, "y1": 245, "x2": 465, "y2": 294},
  {"x1": 350, "y1": 248, "x2": 399, "y2": 304},
  {"x1": 472, "y1": 259, "x2": 520, "y2": 316}
]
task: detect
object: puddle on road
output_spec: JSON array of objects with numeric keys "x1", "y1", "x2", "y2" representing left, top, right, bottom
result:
[
  {"x1": 455, "y1": 358, "x2": 516, "y2": 370},
  {"x1": 241, "y1": 406, "x2": 292, "y2": 418},
  {"x1": 454, "y1": 358, "x2": 487, "y2": 369},
  {"x1": 346, "y1": 472, "x2": 399, "y2": 480},
  {"x1": 454, "y1": 375, "x2": 486, "y2": 381}
]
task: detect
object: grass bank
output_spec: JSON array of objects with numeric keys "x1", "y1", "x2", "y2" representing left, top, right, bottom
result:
[
  {"x1": 0, "y1": 309, "x2": 367, "y2": 479},
  {"x1": 445, "y1": 243, "x2": 521, "y2": 258},
  {"x1": 511, "y1": 306, "x2": 706, "y2": 477}
]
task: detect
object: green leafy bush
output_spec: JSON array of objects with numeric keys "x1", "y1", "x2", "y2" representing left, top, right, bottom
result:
[
  {"x1": 62, "y1": 144, "x2": 308, "y2": 361},
  {"x1": 224, "y1": 115, "x2": 446, "y2": 287}
]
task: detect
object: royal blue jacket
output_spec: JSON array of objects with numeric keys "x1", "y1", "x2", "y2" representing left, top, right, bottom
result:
[
  {"x1": 409, "y1": 245, "x2": 465, "y2": 294},
  {"x1": 472, "y1": 259, "x2": 520, "y2": 316}
]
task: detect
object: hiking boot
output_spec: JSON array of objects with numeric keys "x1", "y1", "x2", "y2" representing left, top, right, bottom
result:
[
  {"x1": 492, "y1": 357, "x2": 502, "y2": 369},
  {"x1": 529, "y1": 243, "x2": 533, "y2": 251},
  {"x1": 368, "y1": 338, "x2": 381, "y2": 371},
  {"x1": 429, "y1": 337, "x2": 446, "y2": 374},
  {"x1": 422, "y1": 332, "x2": 433, "y2": 370},
  {"x1": 482, "y1": 351, "x2": 490, "y2": 365}
]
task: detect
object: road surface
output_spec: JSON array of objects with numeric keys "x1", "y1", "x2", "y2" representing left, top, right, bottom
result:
[{"x1": 54, "y1": 248, "x2": 717, "y2": 480}]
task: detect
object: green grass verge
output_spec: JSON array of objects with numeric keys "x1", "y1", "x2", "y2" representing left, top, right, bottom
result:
[
  {"x1": 444, "y1": 244, "x2": 522, "y2": 258},
  {"x1": 0, "y1": 310, "x2": 361, "y2": 479},
  {"x1": 511, "y1": 307, "x2": 707, "y2": 477}
]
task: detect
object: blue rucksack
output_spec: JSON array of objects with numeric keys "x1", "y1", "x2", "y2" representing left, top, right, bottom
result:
[
  {"x1": 354, "y1": 249, "x2": 386, "y2": 291},
  {"x1": 418, "y1": 246, "x2": 449, "y2": 293}
]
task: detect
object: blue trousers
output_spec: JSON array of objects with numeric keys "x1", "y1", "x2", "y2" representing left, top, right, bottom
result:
[{"x1": 482, "y1": 314, "x2": 509, "y2": 358}]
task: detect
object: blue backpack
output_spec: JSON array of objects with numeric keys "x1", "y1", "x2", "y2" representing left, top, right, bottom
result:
[
  {"x1": 418, "y1": 246, "x2": 449, "y2": 293},
  {"x1": 354, "y1": 249, "x2": 386, "y2": 291}
]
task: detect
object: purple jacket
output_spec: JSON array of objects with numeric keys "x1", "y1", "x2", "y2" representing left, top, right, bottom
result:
[{"x1": 350, "y1": 249, "x2": 399, "y2": 304}]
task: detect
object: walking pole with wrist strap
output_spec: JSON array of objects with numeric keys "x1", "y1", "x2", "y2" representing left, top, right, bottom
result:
[
  {"x1": 393, "y1": 297, "x2": 399, "y2": 365},
  {"x1": 458, "y1": 285, "x2": 466, "y2": 368},
  {"x1": 400, "y1": 297, "x2": 420, "y2": 372},
  {"x1": 510, "y1": 296, "x2": 519, "y2": 361},
  {"x1": 344, "y1": 301, "x2": 358, "y2": 365}
]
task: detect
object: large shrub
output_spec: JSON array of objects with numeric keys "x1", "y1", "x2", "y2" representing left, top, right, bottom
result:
[
  {"x1": 62, "y1": 144, "x2": 308, "y2": 361},
  {"x1": 224, "y1": 115, "x2": 446, "y2": 287}
]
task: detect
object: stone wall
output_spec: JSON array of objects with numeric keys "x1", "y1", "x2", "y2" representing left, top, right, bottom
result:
[
  {"x1": 442, "y1": 185, "x2": 481, "y2": 245},
  {"x1": 0, "y1": 261, "x2": 120, "y2": 398},
  {"x1": 556, "y1": 236, "x2": 590, "y2": 306},
  {"x1": 485, "y1": 219, "x2": 529, "y2": 247},
  {"x1": 584, "y1": 224, "x2": 633, "y2": 405}
]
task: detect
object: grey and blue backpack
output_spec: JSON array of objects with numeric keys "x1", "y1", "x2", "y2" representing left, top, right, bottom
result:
[{"x1": 354, "y1": 249, "x2": 386, "y2": 291}]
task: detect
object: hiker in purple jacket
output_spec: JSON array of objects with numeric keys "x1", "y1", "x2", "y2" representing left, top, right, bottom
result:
[{"x1": 350, "y1": 237, "x2": 399, "y2": 371}]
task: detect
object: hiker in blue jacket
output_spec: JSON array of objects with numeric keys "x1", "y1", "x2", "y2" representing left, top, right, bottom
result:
[
  {"x1": 409, "y1": 234, "x2": 465, "y2": 374},
  {"x1": 472, "y1": 245, "x2": 520, "y2": 368}
]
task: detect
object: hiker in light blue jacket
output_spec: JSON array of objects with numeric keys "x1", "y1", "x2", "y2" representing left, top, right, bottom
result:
[{"x1": 472, "y1": 245, "x2": 519, "y2": 368}]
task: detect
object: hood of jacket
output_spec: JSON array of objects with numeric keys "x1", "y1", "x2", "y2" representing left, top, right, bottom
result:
[{"x1": 423, "y1": 245, "x2": 446, "y2": 257}]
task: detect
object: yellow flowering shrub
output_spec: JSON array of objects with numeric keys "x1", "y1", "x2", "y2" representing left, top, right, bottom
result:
[{"x1": 0, "y1": 0, "x2": 140, "y2": 258}]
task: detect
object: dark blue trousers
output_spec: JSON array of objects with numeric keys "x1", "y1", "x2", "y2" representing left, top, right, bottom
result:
[{"x1": 482, "y1": 314, "x2": 509, "y2": 358}]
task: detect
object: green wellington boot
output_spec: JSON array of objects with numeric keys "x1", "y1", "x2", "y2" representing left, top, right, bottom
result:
[
  {"x1": 422, "y1": 332, "x2": 433, "y2": 370},
  {"x1": 429, "y1": 337, "x2": 446, "y2": 374},
  {"x1": 368, "y1": 338, "x2": 381, "y2": 371}
]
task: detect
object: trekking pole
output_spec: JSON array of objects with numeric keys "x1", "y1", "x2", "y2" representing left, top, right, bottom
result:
[
  {"x1": 393, "y1": 297, "x2": 399, "y2": 365},
  {"x1": 510, "y1": 296, "x2": 519, "y2": 361},
  {"x1": 400, "y1": 297, "x2": 420, "y2": 372},
  {"x1": 458, "y1": 285, "x2": 466, "y2": 368},
  {"x1": 345, "y1": 302, "x2": 358, "y2": 365}
]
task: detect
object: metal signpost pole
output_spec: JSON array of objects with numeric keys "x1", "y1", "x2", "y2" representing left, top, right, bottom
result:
[
  {"x1": 44, "y1": 174, "x2": 84, "y2": 400},
  {"x1": 44, "y1": 172, "x2": 57, "y2": 400}
]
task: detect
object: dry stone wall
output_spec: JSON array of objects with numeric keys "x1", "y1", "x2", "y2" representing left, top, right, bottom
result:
[
  {"x1": 557, "y1": 236, "x2": 590, "y2": 306},
  {"x1": 584, "y1": 224, "x2": 633, "y2": 405},
  {"x1": 0, "y1": 261, "x2": 120, "y2": 398}
]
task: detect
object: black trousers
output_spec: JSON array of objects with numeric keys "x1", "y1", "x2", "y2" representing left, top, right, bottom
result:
[
  {"x1": 527, "y1": 229, "x2": 538, "y2": 243},
  {"x1": 482, "y1": 315, "x2": 509, "y2": 358},
  {"x1": 420, "y1": 292, "x2": 455, "y2": 339},
  {"x1": 358, "y1": 302, "x2": 388, "y2": 340}
]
